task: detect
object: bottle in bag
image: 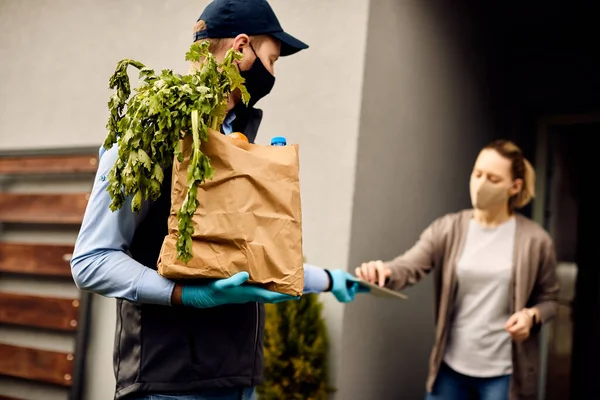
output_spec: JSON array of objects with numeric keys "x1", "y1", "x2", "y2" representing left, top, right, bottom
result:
[{"x1": 270, "y1": 136, "x2": 287, "y2": 146}]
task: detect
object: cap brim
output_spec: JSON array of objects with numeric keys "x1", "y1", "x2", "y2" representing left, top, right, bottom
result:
[{"x1": 271, "y1": 31, "x2": 309, "y2": 57}]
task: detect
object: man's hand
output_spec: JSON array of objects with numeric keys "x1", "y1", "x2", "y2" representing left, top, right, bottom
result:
[
  {"x1": 504, "y1": 310, "x2": 534, "y2": 343},
  {"x1": 355, "y1": 260, "x2": 391, "y2": 287},
  {"x1": 172, "y1": 272, "x2": 299, "y2": 308},
  {"x1": 328, "y1": 270, "x2": 370, "y2": 303}
]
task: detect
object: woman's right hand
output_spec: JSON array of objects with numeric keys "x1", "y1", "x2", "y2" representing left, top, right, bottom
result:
[{"x1": 355, "y1": 260, "x2": 392, "y2": 287}]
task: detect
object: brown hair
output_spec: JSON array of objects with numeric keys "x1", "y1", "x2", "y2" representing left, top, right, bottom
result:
[
  {"x1": 192, "y1": 20, "x2": 266, "y2": 52},
  {"x1": 192, "y1": 20, "x2": 230, "y2": 52},
  {"x1": 483, "y1": 139, "x2": 536, "y2": 210}
]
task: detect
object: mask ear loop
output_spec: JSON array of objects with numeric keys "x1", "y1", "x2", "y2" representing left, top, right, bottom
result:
[
  {"x1": 235, "y1": 41, "x2": 258, "y2": 73},
  {"x1": 249, "y1": 42, "x2": 259, "y2": 64}
]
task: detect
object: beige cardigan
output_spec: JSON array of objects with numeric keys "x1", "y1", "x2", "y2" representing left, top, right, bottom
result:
[{"x1": 385, "y1": 209, "x2": 559, "y2": 399}]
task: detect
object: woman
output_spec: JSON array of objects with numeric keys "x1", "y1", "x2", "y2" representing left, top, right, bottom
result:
[{"x1": 356, "y1": 140, "x2": 558, "y2": 400}]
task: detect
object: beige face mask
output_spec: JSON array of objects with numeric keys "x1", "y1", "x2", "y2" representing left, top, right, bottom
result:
[{"x1": 470, "y1": 179, "x2": 511, "y2": 210}]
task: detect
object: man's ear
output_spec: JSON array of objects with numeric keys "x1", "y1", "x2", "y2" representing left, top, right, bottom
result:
[{"x1": 232, "y1": 34, "x2": 250, "y2": 52}]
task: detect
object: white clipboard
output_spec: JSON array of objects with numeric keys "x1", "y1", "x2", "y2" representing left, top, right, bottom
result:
[{"x1": 356, "y1": 279, "x2": 408, "y2": 300}]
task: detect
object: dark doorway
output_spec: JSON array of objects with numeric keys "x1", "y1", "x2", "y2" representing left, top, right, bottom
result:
[
  {"x1": 568, "y1": 123, "x2": 599, "y2": 399},
  {"x1": 535, "y1": 118, "x2": 598, "y2": 400}
]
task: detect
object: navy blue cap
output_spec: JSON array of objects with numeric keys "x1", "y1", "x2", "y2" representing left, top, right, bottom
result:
[{"x1": 194, "y1": 0, "x2": 308, "y2": 57}]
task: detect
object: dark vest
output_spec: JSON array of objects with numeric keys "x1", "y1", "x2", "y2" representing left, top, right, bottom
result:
[{"x1": 113, "y1": 108, "x2": 264, "y2": 399}]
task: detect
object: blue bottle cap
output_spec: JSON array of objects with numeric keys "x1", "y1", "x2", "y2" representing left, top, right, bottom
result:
[{"x1": 270, "y1": 136, "x2": 287, "y2": 146}]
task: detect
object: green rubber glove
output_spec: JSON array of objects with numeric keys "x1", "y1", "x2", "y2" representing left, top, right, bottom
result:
[{"x1": 329, "y1": 270, "x2": 370, "y2": 303}]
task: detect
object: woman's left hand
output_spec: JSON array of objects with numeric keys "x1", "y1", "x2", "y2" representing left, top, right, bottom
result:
[{"x1": 504, "y1": 311, "x2": 533, "y2": 342}]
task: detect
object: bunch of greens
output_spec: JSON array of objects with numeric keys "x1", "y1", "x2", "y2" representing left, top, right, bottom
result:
[{"x1": 103, "y1": 41, "x2": 249, "y2": 263}]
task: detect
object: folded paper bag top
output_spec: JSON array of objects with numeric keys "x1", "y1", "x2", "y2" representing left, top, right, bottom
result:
[{"x1": 157, "y1": 128, "x2": 304, "y2": 296}]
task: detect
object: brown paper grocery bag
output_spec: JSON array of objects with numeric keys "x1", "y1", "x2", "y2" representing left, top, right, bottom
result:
[{"x1": 157, "y1": 128, "x2": 304, "y2": 296}]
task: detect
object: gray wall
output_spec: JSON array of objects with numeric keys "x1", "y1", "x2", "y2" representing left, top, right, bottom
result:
[{"x1": 337, "y1": 1, "x2": 493, "y2": 399}]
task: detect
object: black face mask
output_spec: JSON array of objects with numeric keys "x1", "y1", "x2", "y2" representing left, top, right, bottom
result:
[{"x1": 239, "y1": 44, "x2": 275, "y2": 108}]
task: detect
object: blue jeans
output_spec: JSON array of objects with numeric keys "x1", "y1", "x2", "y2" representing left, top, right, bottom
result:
[
  {"x1": 129, "y1": 387, "x2": 256, "y2": 400},
  {"x1": 426, "y1": 363, "x2": 510, "y2": 400}
]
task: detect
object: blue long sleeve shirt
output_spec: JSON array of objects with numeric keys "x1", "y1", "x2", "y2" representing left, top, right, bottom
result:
[{"x1": 71, "y1": 144, "x2": 329, "y2": 306}]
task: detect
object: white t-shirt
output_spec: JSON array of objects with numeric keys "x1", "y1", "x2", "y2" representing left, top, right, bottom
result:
[{"x1": 443, "y1": 217, "x2": 516, "y2": 377}]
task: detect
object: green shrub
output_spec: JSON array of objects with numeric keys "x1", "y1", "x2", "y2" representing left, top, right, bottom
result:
[{"x1": 257, "y1": 293, "x2": 330, "y2": 400}]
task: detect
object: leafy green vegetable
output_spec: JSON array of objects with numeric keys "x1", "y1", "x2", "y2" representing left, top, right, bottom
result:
[{"x1": 104, "y1": 41, "x2": 250, "y2": 263}]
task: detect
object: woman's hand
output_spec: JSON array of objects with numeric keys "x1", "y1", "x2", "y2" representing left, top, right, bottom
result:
[
  {"x1": 504, "y1": 310, "x2": 534, "y2": 342},
  {"x1": 355, "y1": 260, "x2": 392, "y2": 287}
]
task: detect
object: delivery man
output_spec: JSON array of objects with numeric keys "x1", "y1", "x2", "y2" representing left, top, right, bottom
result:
[{"x1": 71, "y1": 1, "x2": 365, "y2": 399}]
